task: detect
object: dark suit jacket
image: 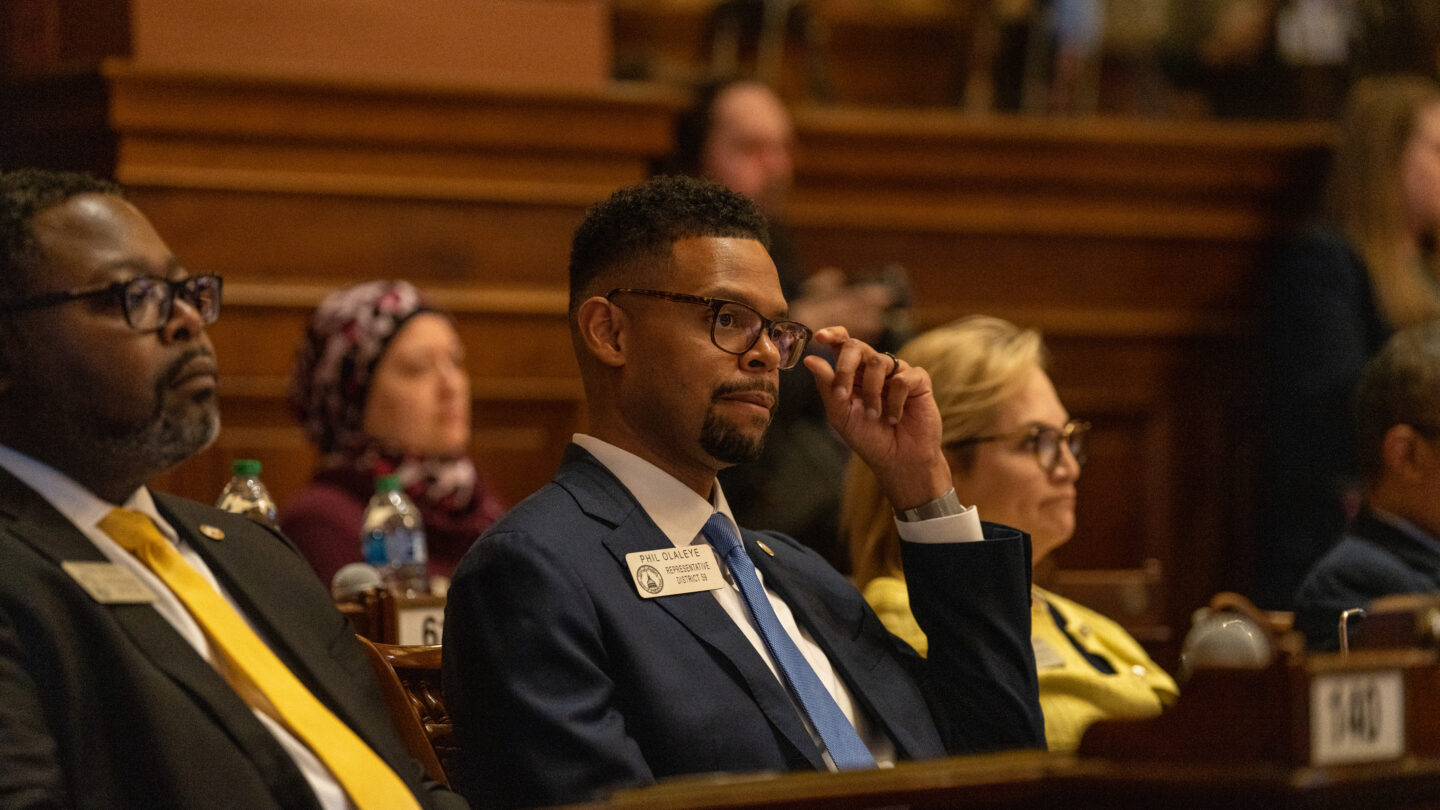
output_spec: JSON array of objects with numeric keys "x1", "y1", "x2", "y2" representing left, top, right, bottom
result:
[
  {"x1": 0, "y1": 467, "x2": 467, "y2": 810},
  {"x1": 1260, "y1": 222, "x2": 1391, "y2": 608},
  {"x1": 443, "y1": 445, "x2": 1043, "y2": 809},
  {"x1": 1294, "y1": 508, "x2": 1440, "y2": 651}
]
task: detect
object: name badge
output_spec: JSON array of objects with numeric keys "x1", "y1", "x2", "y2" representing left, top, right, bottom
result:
[
  {"x1": 626, "y1": 546, "x2": 725, "y2": 599},
  {"x1": 63, "y1": 561, "x2": 157, "y2": 604},
  {"x1": 1031, "y1": 636, "x2": 1066, "y2": 670}
]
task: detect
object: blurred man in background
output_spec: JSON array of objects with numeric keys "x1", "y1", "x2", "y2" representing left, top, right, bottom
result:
[{"x1": 656, "y1": 79, "x2": 910, "y2": 570}]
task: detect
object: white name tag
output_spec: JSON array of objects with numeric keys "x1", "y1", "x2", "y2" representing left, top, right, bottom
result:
[
  {"x1": 62, "y1": 561, "x2": 157, "y2": 604},
  {"x1": 1031, "y1": 636, "x2": 1065, "y2": 670},
  {"x1": 1310, "y1": 669, "x2": 1405, "y2": 766},
  {"x1": 626, "y1": 546, "x2": 725, "y2": 599}
]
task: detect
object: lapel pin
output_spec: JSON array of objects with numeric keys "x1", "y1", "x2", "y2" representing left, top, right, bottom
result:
[
  {"x1": 756, "y1": 541, "x2": 775, "y2": 557},
  {"x1": 199, "y1": 525, "x2": 225, "y2": 541}
]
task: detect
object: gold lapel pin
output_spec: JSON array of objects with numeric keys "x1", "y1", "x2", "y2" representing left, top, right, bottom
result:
[
  {"x1": 199, "y1": 525, "x2": 226, "y2": 541},
  {"x1": 756, "y1": 541, "x2": 775, "y2": 557}
]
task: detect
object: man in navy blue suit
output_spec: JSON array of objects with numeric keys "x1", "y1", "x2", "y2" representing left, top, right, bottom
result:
[
  {"x1": 1295, "y1": 323, "x2": 1440, "y2": 649},
  {"x1": 443, "y1": 176, "x2": 1043, "y2": 809}
]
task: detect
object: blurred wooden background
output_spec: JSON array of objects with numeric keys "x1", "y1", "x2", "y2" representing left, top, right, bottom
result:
[{"x1": 2, "y1": 0, "x2": 1336, "y2": 665}]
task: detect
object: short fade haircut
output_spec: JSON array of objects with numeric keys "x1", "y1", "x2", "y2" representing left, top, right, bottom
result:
[
  {"x1": 0, "y1": 168, "x2": 121, "y2": 299},
  {"x1": 1355, "y1": 322, "x2": 1440, "y2": 483},
  {"x1": 567, "y1": 175, "x2": 769, "y2": 312}
]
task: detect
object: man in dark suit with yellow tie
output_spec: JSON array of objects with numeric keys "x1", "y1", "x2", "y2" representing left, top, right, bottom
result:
[{"x1": 0, "y1": 168, "x2": 467, "y2": 809}]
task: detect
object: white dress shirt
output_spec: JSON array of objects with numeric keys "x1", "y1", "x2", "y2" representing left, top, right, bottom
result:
[
  {"x1": 0, "y1": 443, "x2": 353, "y2": 810},
  {"x1": 573, "y1": 434, "x2": 985, "y2": 768}
]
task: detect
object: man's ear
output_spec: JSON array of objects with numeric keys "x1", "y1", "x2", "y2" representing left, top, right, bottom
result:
[
  {"x1": 1380, "y1": 424, "x2": 1426, "y2": 479},
  {"x1": 575, "y1": 296, "x2": 627, "y2": 368}
]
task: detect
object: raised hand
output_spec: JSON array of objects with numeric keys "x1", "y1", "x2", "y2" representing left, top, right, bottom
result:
[{"x1": 803, "y1": 327, "x2": 951, "y2": 512}]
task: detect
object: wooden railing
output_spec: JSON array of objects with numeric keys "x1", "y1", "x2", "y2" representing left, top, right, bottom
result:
[{"x1": 98, "y1": 62, "x2": 1335, "y2": 664}]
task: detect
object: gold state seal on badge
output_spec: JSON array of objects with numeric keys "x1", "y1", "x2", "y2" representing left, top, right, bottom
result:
[{"x1": 635, "y1": 565, "x2": 663, "y2": 595}]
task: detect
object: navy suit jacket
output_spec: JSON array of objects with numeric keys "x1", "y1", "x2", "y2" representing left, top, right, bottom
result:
[
  {"x1": 1260, "y1": 222, "x2": 1391, "y2": 608},
  {"x1": 1294, "y1": 508, "x2": 1440, "y2": 651},
  {"x1": 443, "y1": 445, "x2": 1043, "y2": 809},
  {"x1": 0, "y1": 467, "x2": 466, "y2": 810}
]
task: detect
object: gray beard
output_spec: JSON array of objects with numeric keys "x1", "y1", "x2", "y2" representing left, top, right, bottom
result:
[
  {"x1": 79, "y1": 344, "x2": 222, "y2": 479},
  {"x1": 90, "y1": 401, "x2": 220, "y2": 476}
]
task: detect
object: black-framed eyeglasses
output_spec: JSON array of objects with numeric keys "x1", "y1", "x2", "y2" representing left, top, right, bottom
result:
[
  {"x1": 606, "y1": 288, "x2": 812, "y2": 369},
  {"x1": 948, "y1": 419, "x2": 1091, "y2": 472},
  {"x1": 0, "y1": 274, "x2": 223, "y2": 332}
]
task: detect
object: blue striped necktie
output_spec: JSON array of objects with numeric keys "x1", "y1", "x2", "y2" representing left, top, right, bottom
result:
[{"x1": 702, "y1": 512, "x2": 876, "y2": 770}]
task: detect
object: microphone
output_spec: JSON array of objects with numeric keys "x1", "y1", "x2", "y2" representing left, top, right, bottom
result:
[
  {"x1": 1178, "y1": 601, "x2": 1275, "y2": 682},
  {"x1": 331, "y1": 562, "x2": 382, "y2": 600}
]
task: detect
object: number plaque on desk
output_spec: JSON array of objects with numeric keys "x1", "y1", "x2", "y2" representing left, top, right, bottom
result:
[
  {"x1": 1309, "y1": 669, "x2": 1404, "y2": 766},
  {"x1": 393, "y1": 595, "x2": 446, "y2": 646}
]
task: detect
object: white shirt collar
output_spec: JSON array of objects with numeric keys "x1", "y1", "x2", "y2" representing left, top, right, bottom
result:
[
  {"x1": 0, "y1": 443, "x2": 178, "y2": 542},
  {"x1": 572, "y1": 434, "x2": 738, "y2": 549}
]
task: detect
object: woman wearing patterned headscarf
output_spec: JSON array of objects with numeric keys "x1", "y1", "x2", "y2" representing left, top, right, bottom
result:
[{"x1": 282, "y1": 280, "x2": 504, "y2": 588}]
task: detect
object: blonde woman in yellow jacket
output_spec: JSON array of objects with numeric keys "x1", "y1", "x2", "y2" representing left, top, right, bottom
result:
[{"x1": 846, "y1": 316, "x2": 1177, "y2": 752}]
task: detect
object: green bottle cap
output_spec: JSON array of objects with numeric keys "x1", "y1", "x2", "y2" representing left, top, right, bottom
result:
[
  {"x1": 375, "y1": 474, "x2": 402, "y2": 493},
  {"x1": 231, "y1": 459, "x2": 262, "y2": 477}
]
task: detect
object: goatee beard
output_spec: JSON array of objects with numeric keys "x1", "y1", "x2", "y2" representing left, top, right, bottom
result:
[
  {"x1": 700, "y1": 408, "x2": 765, "y2": 464},
  {"x1": 93, "y1": 404, "x2": 220, "y2": 475},
  {"x1": 91, "y1": 347, "x2": 222, "y2": 476},
  {"x1": 700, "y1": 379, "x2": 777, "y2": 464}
]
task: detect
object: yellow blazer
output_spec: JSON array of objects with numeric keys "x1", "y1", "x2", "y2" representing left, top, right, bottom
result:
[{"x1": 862, "y1": 576, "x2": 1178, "y2": 751}]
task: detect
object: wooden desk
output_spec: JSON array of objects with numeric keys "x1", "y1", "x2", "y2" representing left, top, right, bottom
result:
[
  {"x1": 588, "y1": 644, "x2": 1440, "y2": 809},
  {"x1": 593, "y1": 749, "x2": 1440, "y2": 809}
]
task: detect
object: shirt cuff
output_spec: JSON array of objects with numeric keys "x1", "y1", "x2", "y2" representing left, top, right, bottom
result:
[{"x1": 894, "y1": 505, "x2": 984, "y2": 544}]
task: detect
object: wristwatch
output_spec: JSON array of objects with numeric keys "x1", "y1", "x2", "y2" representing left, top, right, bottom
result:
[{"x1": 895, "y1": 488, "x2": 964, "y2": 522}]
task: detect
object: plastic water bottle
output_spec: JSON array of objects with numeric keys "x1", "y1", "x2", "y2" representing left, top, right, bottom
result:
[
  {"x1": 215, "y1": 459, "x2": 278, "y2": 528},
  {"x1": 361, "y1": 474, "x2": 429, "y2": 595}
]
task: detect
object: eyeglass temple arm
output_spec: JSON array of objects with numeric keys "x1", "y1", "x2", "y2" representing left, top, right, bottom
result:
[{"x1": 0, "y1": 288, "x2": 88, "y2": 313}]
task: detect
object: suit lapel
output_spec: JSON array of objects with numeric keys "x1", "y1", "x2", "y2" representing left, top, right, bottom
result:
[
  {"x1": 0, "y1": 470, "x2": 316, "y2": 802},
  {"x1": 0, "y1": 466, "x2": 110, "y2": 565},
  {"x1": 156, "y1": 498, "x2": 303, "y2": 654},
  {"x1": 557, "y1": 448, "x2": 826, "y2": 769},
  {"x1": 155, "y1": 496, "x2": 352, "y2": 717},
  {"x1": 752, "y1": 535, "x2": 939, "y2": 759}
]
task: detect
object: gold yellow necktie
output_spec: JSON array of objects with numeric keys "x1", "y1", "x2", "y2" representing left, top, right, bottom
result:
[{"x1": 99, "y1": 508, "x2": 421, "y2": 810}]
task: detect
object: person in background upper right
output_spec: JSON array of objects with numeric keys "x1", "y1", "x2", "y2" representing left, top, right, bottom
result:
[
  {"x1": 1294, "y1": 323, "x2": 1440, "y2": 650},
  {"x1": 1258, "y1": 75, "x2": 1440, "y2": 609}
]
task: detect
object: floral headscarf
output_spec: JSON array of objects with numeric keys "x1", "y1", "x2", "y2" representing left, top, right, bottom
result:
[
  {"x1": 288, "y1": 281, "x2": 504, "y2": 529},
  {"x1": 290, "y1": 280, "x2": 430, "y2": 457}
]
